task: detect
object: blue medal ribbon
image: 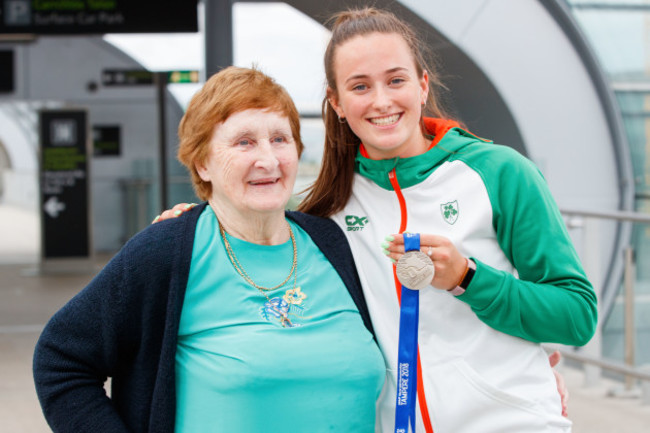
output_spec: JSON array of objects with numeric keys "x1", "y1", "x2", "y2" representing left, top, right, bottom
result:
[{"x1": 394, "y1": 233, "x2": 421, "y2": 433}]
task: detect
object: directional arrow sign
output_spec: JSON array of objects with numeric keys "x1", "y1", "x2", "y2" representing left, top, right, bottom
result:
[
  {"x1": 43, "y1": 196, "x2": 65, "y2": 218},
  {"x1": 40, "y1": 109, "x2": 90, "y2": 259}
]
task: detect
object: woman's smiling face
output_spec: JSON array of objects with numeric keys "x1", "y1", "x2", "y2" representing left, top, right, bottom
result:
[
  {"x1": 329, "y1": 32, "x2": 430, "y2": 160},
  {"x1": 196, "y1": 109, "x2": 299, "y2": 216}
]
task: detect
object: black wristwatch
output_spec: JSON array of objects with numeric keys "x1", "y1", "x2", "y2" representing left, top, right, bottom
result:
[{"x1": 448, "y1": 259, "x2": 476, "y2": 296}]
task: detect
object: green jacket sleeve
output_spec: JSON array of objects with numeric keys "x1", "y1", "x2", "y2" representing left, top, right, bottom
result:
[{"x1": 456, "y1": 144, "x2": 597, "y2": 346}]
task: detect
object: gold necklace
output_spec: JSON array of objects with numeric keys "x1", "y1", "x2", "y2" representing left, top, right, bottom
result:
[
  {"x1": 219, "y1": 222, "x2": 297, "y2": 291},
  {"x1": 219, "y1": 221, "x2": 298, "y2": 327}
]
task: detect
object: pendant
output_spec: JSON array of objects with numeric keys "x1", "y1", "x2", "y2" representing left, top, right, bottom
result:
[
  {"x1": 279, "y1": 312, "x2": 293, "y2": 328},
  {"x1": 283, "y1": 286, "x2": 306, "y2": 305},
  {"x1": 260, "y1": 297, "x2": 297, "y2": 328},
  {"x1": 258, "y1": 287, "x2": 308, "y2": 328}
]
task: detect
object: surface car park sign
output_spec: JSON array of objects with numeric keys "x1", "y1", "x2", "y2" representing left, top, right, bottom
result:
[{"x1": 0, "y1": 0, "x2": 198, "y2": 34}]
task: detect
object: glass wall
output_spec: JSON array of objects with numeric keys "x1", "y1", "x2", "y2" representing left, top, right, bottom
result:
[{"x1": 567, "y1": 0, "x2": 650, "y2": 364}]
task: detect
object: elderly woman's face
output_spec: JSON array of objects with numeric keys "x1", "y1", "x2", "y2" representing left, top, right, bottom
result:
[{"x1": 196, "y1": 109, "x2": 299, "y2": 215}]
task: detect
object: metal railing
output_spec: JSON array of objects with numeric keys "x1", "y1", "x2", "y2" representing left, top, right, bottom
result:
[{"x1": 557, "y1": 207, "x2": 650, "y2": 404}]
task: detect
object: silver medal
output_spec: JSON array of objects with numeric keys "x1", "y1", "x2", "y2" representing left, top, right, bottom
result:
[{"x1": 396, "y1": 250, "x2": 435, "y2": 291}]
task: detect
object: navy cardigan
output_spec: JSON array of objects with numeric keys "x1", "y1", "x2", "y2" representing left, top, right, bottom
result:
[{"x1": 33, "y1": 203, "x2": 374, "y2": 433}]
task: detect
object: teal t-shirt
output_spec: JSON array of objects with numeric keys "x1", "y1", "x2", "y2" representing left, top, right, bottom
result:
[{"x1": 175, "y1": 207, "x2": 385, "y2": 432}]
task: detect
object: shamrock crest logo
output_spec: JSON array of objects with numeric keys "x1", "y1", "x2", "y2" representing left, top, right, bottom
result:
[{"x1": 440, "y1": 201, "x2": 459, "y2": 225}]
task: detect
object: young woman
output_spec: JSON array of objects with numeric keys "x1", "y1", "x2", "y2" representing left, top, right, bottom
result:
[
  {"x1": 298, "y1": 7, "x2": 596, "y2": 433},
  {"x1": 159, "y1": 8, "x2": 594, "y2": 433}
]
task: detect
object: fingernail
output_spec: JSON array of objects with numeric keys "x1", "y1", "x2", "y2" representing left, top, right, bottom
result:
[
  {"x1": 152, "y1": 215, "x2": 160, "y2": 223},
  {"x1": 381, "y1": 248, "x2": 390, "y2": 256},
  {"x1": 380, "y1": 241, "x2": 389, "y2": 249},
  {"x1": 174, "y1": 210, "x2": 182, "y2": 216},
  {"x1": 384, "y1": 235, "x2": 394, "y2": 242},
  {"x1": 390, "y1": 258, "x2": 396, "y2": 263},
  {"x1": 183, "y1": 203, "x2": 193, "y2": 209}
]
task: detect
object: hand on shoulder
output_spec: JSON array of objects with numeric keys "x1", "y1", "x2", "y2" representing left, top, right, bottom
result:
[{"x1": 152, "y1": 203, "x2": 197, "y2": 223}]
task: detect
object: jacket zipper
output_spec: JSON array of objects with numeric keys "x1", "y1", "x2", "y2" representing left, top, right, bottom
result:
[{"x1": 388, "y1": 168, "x2": 434, "y2": 433}]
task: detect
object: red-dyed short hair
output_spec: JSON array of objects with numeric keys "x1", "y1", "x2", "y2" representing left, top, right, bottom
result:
[{"x1": 177, "y1": 66, "x2": 303, "y2": 200}]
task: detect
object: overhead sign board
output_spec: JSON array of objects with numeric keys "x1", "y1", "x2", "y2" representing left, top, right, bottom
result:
[
  {"x1": 39, "y1": 109, "x2": 90, "y2": 259},
  {"x1": 101, "y1": 69, "x2": 200, "y2": 86},
  {"x1": 102, "y1": 69, "x2": 153, "y2": 86},
  {"x1": 0, "y1": 0, "x2": 198, "y2": 34}
]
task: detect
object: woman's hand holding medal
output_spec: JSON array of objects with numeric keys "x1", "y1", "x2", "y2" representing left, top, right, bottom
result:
[{"x1": 383, "y1": 233, "x2": 468, "y2": 291}]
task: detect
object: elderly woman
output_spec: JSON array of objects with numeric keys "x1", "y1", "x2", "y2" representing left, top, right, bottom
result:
[{"x1": 33, "y1": 67, "x2": 385, "y2": 433}]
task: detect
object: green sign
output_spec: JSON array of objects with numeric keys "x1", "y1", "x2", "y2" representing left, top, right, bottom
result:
[{"x1": 167, "y1": 70, "x2": 200, "y2": 84}]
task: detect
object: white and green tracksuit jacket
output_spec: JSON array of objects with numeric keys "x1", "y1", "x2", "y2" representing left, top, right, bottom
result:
[{"x1": 330, "y1": 118, "x2": 597, "y2": 433}]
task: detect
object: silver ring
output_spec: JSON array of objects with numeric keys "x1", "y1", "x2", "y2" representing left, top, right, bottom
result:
[{"x1": 427, "y1": 246, "x2": 433, "y2": 256}]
